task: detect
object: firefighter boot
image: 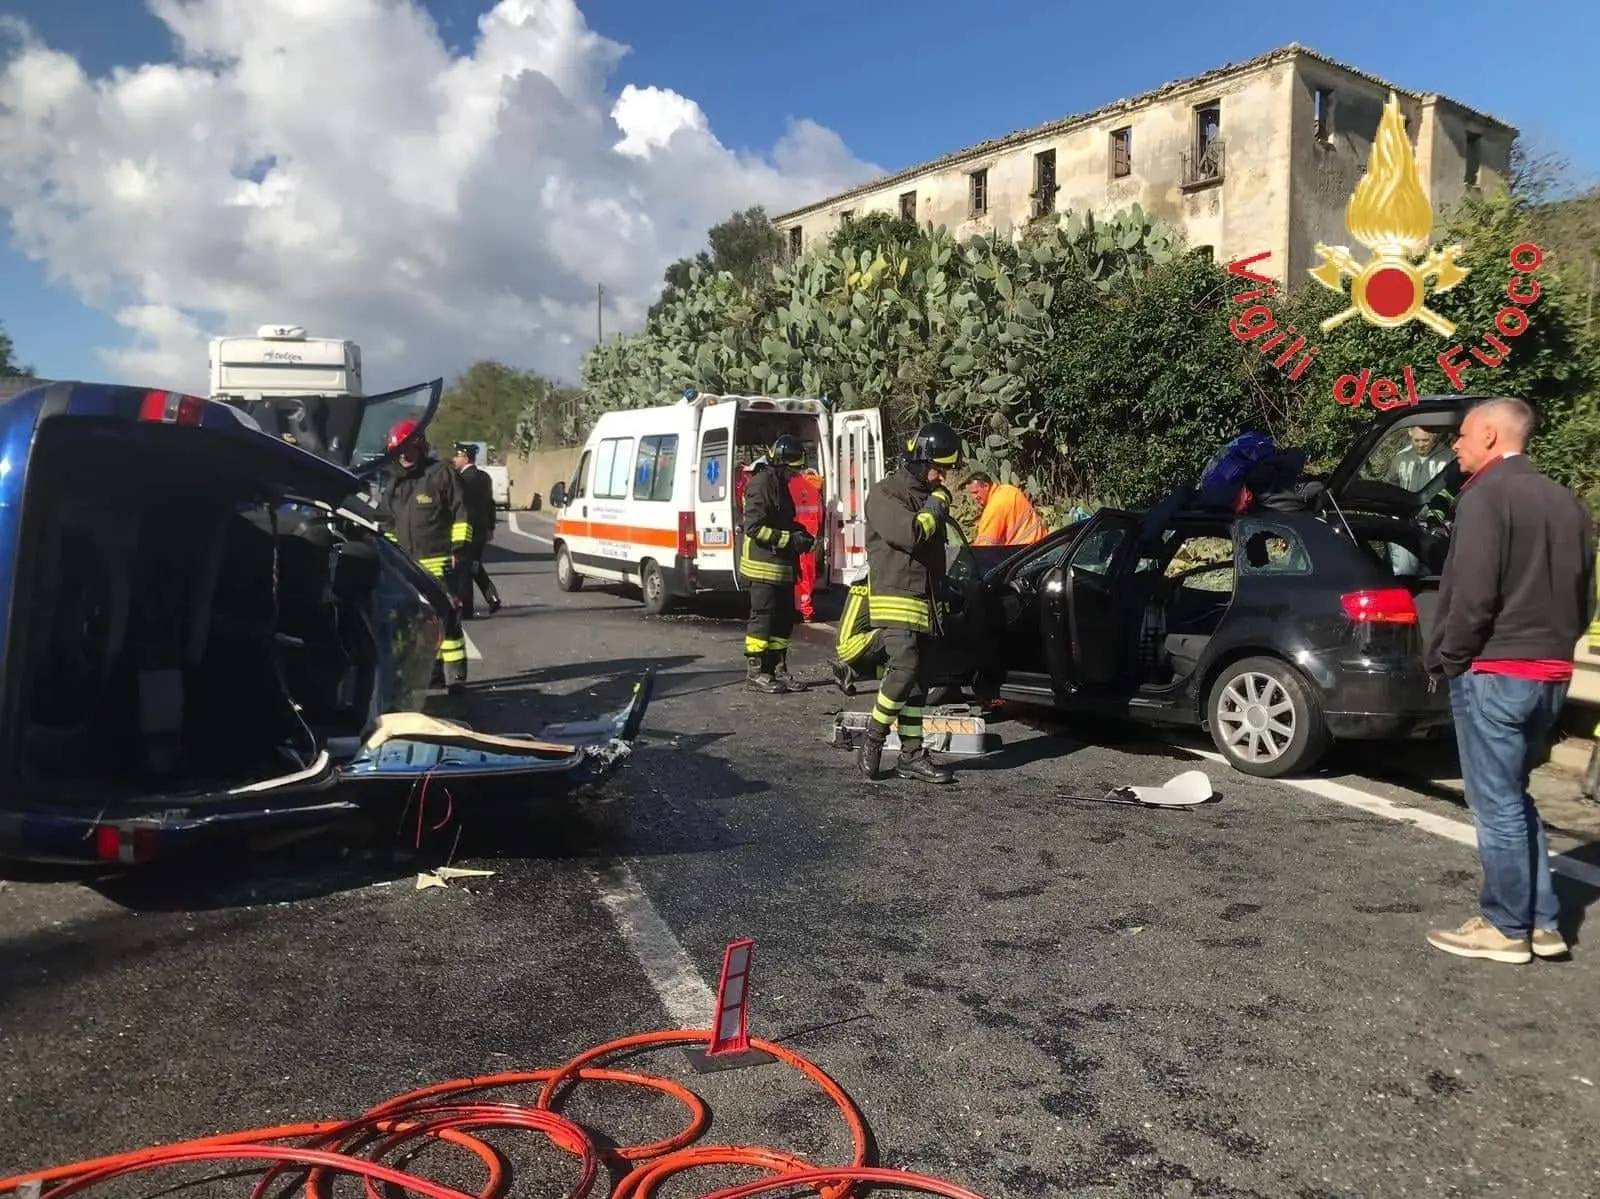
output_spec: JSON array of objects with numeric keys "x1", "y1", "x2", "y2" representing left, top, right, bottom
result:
[
  {"x1": 484, "y1": 579, "x2": 502, "y2": 614},
  {"x1": 856, "y1": 728, "x2": 887, "y2": 781},
  {"x1": 895, "y1": 742, "x2": 954, "y2": 784},
  {"x1": 830, "y1": 658, "x2": 857, "y2": 696},
  {"x1": 745, "y1": 655, "x2": 784, "y2": 694},
  {"x1": 772, "y1": 650, "x2": 807, "y2": 692}
]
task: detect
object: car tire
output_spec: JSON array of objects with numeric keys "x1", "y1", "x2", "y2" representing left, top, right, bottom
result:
[
  {"x1": 640, "y1": 559, "x2": 670, "y2": 615},
  {"x1": 1205, "y1": 655, "x2": 1330, "y2": 778},
  {"x1": 555, "y1": 542, "x2": 583, "y2": 592}
]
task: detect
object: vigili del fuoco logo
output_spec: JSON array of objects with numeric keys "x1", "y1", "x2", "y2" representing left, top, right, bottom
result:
[{"x1": 1224, "y1": 92, "x2": 1545, "y2": 411}]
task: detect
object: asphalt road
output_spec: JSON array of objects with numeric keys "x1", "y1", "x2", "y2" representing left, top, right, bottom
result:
[{"x1": 4, "y1": 513, "x2": 1600, "y2": 1198}]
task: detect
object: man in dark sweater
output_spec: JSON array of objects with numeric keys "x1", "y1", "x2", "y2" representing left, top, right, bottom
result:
[{"x1": 1424, "y1": 397, "x2": 1595, "y2": 965}]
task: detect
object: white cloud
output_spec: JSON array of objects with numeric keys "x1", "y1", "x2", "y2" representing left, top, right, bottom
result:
[{"x1": 0, "y1": 0, "x2": 880, "y2": 391}]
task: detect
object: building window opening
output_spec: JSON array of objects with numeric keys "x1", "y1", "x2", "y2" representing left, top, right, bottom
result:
[
  {"x1": 899, "y1": 190, "x2": 917, "y2": 221},
  {"x1": 1465, "y1": 132, "x2": 1482, "y2": 187},
  {"x1": 969, "y1": 168, "x2": 988, "y2": 218},
  {"x1": 1032, "y1": 149, "x2": 1057, "y2": 217},
  {"x1": 788, "y1": 226, "x2": 802, "y2": 258},
  {"x1": 1110, "y1": 127, "x2": 1132, "y2": 179},
  {"x1": 1314, "y1": 88, "x2": 1333, "y2": 142}
]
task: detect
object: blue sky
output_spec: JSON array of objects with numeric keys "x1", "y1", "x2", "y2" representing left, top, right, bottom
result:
[{"x1": 3, "y1": 0, "x2": 1596, "y2": 382}]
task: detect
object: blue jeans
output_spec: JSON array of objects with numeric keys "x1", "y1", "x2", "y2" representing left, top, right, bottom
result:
[{"x1": 1449, "y1": 671, "x2": 1568, "y2": 938}]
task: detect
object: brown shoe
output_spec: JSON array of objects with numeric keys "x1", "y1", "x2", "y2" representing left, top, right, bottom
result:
[
  {"x1": 1426, "y1": 916, "x2": 1532, "y2": 964},
  {"x1": 1531, "y1": 928, "x2": 1570, "y2": 959}
]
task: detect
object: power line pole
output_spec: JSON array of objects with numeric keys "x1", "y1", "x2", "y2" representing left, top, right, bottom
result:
[{"x1": 596, "y1": 282, "x2": 604, "y2": 347}]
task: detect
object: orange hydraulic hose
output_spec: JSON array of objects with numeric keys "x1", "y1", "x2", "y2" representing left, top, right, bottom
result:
[{"x1": 0, "y1": 1029, "x2": 989, "y2": 1199}]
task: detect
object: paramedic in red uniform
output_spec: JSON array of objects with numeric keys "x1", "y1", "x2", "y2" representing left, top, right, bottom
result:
[{"x1": 788, "y1": 467, "x2": 824, "y2": 621}]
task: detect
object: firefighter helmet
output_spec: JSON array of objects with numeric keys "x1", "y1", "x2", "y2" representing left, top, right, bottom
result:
[
  {"x1": 771, "y1": 434, "x2": 806, "y2": 468},
  {"x1": 903, "y1": 421, "x2": 962, "y2": 468},
  {"x1": 387, "y1": 418, "x2": 426, "y2": 456}
]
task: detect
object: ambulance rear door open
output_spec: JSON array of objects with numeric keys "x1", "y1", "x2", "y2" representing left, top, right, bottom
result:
[
  {"x1": 827, "y1": 408, "x2": 885, "y2": 586},
  {"x1": 692, "y1": 398, "x2": 741, "y2": 590}
]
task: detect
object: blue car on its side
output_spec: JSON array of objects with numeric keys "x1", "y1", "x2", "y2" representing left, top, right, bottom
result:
[{"x1": 0, "y1": 379, "x2": 652, "y2": 866}]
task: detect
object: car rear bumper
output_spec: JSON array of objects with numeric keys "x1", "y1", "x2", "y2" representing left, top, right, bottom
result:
[
  {"x1": 1322, "y1": 659, "x2": 1451, "y2": 740},
  {"x1": 0, "y1": 794, "x2": 363, "y2": 866}
]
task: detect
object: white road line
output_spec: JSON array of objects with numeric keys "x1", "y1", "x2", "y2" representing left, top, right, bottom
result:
[
  {"x1": 506, "y1": 512, "x2": 552, "y2": 545},
  {"x1": 588, "y1": 862, "x2": 716, "y2": 1029},
  {"x1": 464, "y1": 631, "x2": 481, "y2": 661},
  {"x1": 1186, "y1": 746, "x2": 1600, "y2": 891}
]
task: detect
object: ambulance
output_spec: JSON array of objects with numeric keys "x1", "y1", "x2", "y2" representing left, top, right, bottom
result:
[{"x1": 548, "y1": 390, "x2": 886, "y2": 615}]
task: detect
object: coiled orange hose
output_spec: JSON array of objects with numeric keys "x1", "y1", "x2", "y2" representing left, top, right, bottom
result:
[{"x1": 0, "y1": 1028, "x2": 986, "y2": 1199}]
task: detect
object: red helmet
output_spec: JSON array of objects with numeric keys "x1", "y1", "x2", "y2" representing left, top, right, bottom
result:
[{"x1": 387, "y1": 418, "x2": 425, "y2": 455}]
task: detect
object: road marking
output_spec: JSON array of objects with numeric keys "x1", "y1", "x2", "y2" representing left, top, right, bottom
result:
[
  {"x1": 464, "y1": 631, "x2": 481, "y2": 661},
  {"x1": 506, "y1": 513, "x2": 552, "y2": 545},
  {"x1": 1186, "y1": 746, "x2": 1600, "y2": 890},
  {"x1": 588, "y1": 861, "x2": 715, "y2": 1029}
]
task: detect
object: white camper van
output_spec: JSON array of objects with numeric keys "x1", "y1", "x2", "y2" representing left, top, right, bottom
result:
[
  {"x1": 210, "y1": 325, "x2": 363, "y2": 401},
  {"x1": 548, "y1": 391, "x2": 885, "y2": 615}
]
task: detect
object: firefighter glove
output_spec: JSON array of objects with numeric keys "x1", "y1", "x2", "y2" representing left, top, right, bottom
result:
[
  {"x1": 919, "y1": 493, "x2": 949, "y2": 523},
  {"x1": 791, "y1": 528, "x2": 815, "y2": 554}
]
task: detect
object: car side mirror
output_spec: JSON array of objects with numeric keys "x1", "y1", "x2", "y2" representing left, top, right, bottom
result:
[{"x1": 549, "y1": 482, "x2": 568, "y2": 508}]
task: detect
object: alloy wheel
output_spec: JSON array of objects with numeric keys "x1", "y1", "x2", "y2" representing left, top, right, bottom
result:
[{"x1": 1216, "y1": 671, "x2": 1296, "y2": 765}]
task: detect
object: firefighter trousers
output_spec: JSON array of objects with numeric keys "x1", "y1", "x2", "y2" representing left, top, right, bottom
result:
[
  {"x1": 866, "y1": 626, "x2": 931, "y2": 746},
  {"x1": 745, "y1": 581, "x2": 795, "y2": 660},
  {"x1": 419, "y1": 553, "x2": 469, "y2": 684}
]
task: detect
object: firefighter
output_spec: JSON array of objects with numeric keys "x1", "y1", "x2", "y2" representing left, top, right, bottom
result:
[
  {"x1": 829, "y1": 574, "x2": 887, "y2": 694},
  {"x1": 380, "y1": 419, "x2": 472, "y2": 693},
  {"x1": 857, "y1": 421, "x2": 962, "y2": 784},
  {"x1": 451, "y1": 442, "x2": 503, "y2": 618},
  {"x1": 740, "y1": 434, "x2": 815, "y2": 693}
]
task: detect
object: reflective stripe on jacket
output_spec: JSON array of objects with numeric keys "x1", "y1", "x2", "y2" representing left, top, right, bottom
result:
[
  {"x1": 864, "y1": 466, "x2": 947, "y2": 632},
  {"x1": 973, "y1": 482, "x2": 1046, "y2": 547},
  {"x1": 380, "y1": 457, "x2": 471, "y2": 560},
  {"x1": 739, "y1": 463, "x2": 801, "y2": 585}
]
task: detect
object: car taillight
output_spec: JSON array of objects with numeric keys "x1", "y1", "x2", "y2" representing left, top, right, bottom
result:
[
  {"x1": 677, "y1": 511, "x2": 697, "y2": 559},
  {"x1": 95, "y1": 826, "x2": 160, "y2": 863},
  {"x1": 1340, "y1": 588, "x2": 1418, "y2": 624},
  {"x1": 139, "y1": 390, "x2": 205, "y2": 426}
]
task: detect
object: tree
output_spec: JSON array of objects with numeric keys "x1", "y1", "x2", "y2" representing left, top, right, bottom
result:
[
  {"x1": 428, "y1": 361, "x2": 579, "y2": 462},
  {"x1": 0, "y1": 321, "x2": 31, "y2": 376},
  {"x1": 649, "y1": 207, "x2": 786, "y2": 318}
]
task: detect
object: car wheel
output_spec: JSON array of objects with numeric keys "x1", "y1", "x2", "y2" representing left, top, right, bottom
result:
[
  {"x1": 1205, "y1": 656, "x2": 1329, "y2": 778},
  {"x1": 555, "y1": 542, "x2": 583, "y2": 592},
  {"x1": 640, "y1": 559, "x2": 670, "y2": 615}
]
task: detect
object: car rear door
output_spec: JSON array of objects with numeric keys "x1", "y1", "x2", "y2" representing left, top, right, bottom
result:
[
  {"x1": 1037, "y1": 509, "x2": 1144, "y2": 695},
  {"x1": 694, "y1": 401, "x2": 741, "y2": 588},
  {"x1": 226, "y1": 379, "x2": 443, "y2": 473},
  {"x1": 828, "y1": 408, "x2": 884, "y2": 585}
]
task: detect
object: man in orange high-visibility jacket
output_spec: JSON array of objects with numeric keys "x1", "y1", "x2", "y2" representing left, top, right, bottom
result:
[
  {"x1": 965, "y1": 472, "x2": 1046, "y2": 548},
  {"x1": 788, "y1": 469, "x2": 824, "y2": 621}
]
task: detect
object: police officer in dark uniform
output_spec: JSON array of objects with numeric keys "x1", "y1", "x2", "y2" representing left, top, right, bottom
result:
[
  {"x1": 739, "y1": 434, "x2": 815, "y2": 693},
  {"x1": 857, "y1": 421, "x2": 962, "y2": 784},
  {"x1": 379, "y1": 419, "x2": 472, "y2": 693},
  {"x1": 451, "y1": 442, "x2": 502, "y2": 618}
]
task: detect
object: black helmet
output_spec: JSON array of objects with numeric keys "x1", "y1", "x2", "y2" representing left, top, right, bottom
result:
[
  {"x1": 903, "y1": 421, "x2": 962, "y2": 469},
  {"x1": 771, "y1": 434, "x2": 806, "y2": 467}
]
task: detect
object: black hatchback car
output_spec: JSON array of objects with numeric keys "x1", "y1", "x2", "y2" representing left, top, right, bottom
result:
[{"x1": 936, "y1": 397, "x2": 1480, "y2": 777}]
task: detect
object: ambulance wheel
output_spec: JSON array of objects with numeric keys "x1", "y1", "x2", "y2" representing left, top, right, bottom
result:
[
  {"x1": 640, "y1": 559, "x2": 670, "y2": 615},
  {"x1": 555, "y1": 543, "x2": 583, "y2": 592}
]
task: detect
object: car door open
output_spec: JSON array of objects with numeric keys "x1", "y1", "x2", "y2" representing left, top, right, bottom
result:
[{"x1": 1039, "y1": 510, "x2": 1142, "y2": 695}]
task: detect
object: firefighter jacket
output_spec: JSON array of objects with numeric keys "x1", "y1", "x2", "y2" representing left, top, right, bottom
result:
[
  {"x1": 864, "y1": 466, "x2": 948, "y2": 633},
  {"x1": 380, "y1": 456, "x2": 472, "y2": 571},
  {"x1": 739, "y1": 462, "x2": 805, "y2": 585},
  {"x1": 458, "y1": 463, "x2": 497, "y2": 546}
]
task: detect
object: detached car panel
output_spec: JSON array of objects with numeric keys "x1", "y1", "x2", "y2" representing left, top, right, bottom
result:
[{"x1": 0, "y1": 382, "x2": 653, "y2": 865}]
